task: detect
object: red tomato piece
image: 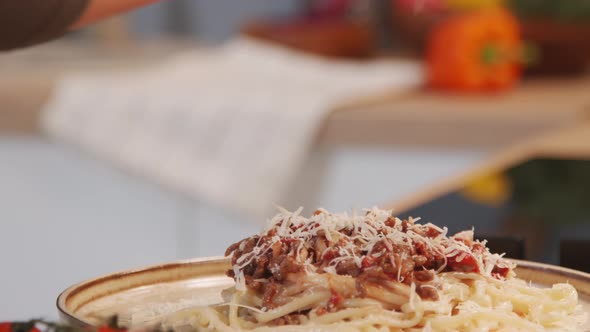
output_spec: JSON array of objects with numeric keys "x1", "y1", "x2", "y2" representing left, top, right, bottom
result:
[
  {"x1": 0, "y1": 323, "x2": 12, "y2": 332},
  {"x1": 448, "y1": 252, "x2": 480, "y2": 273}
]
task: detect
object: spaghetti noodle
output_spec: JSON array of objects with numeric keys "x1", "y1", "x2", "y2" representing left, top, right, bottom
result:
[{"x1": 162, "y1": 207, "x2": 588, "y2": 331}]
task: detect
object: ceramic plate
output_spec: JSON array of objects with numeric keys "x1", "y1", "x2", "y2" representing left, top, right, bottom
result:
[{"x1": 57, "y1": 257, "x2": 590, "y2": 329}]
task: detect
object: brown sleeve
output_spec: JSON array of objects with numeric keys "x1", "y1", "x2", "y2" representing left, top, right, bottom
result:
[{"x1": 0, "y1": 0, "x2": 90, "y2": 51}]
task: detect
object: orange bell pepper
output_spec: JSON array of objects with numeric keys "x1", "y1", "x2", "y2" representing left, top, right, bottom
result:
[{"x1": 426, "y1": 8, "x2": 522, "y2": 92}]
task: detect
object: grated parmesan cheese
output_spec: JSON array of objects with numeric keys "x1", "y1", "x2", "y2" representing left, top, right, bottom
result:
[{"x1": 227, "y1": 207, "x2": 515, "y2": 286}]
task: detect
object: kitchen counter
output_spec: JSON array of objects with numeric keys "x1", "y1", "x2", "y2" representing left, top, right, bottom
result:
[{"x1": 2, "y1": 40, "x2": 590, "y2": 149}]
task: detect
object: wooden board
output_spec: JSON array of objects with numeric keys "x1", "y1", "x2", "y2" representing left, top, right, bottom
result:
[
  {"x1": 387, "y1": 123, "x2": 590, "y2": 212},
  {"x1": 320, "y1": 76, "x2": 590, "y2": 148}
]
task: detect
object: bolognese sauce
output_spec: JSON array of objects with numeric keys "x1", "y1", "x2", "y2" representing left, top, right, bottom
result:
[{"x1": 225, "y1": 208, "x2": 513, "y2": 313}]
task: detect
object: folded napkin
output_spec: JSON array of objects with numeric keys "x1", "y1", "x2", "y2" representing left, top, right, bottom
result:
[{"x1": 42, "y1": 38, "x2": 424, "y2": 218}]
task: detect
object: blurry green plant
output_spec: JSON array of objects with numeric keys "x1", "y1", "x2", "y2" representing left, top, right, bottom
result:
[
  {"x1": 510, "y1": 0, "x2": 590, "y2": 22},
  {"x1": 506, "y1": 159, "x2": 590, "y2": 225}
]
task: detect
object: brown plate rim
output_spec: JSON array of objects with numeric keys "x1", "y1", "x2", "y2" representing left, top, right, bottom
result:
[
  {"x1": 56, "y1": 257, "x2": 590, "y2": 327},
  {"x1": 56, "y1": 256, "x2": 229, "y2": 327}
]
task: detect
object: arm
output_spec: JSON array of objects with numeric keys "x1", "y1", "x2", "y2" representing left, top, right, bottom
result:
[
  {"x1": 72, "y1": 0, "x2": 160, "y2": 29},
  {"x1": 0, "y1": 0, "x2": 159, "y2": 51}
]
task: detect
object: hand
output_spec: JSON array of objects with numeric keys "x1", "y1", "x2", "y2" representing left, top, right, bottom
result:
[{"x1": 73, "y1": 0, "x2": 160, "y2": 28}]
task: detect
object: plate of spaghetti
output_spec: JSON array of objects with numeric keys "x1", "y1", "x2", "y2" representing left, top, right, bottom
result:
[{"x1": 58, "y1": 207, "x2": 589, "y2": 332}]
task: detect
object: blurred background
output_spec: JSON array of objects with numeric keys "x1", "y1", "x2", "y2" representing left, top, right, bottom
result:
[{"x1": 1, "y1": 0, "x2": 589, "y2": 320}]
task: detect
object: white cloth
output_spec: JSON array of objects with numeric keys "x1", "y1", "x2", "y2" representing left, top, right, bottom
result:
[{"x1": 42, "y1": 38, "x2": 424, "y2": 218}]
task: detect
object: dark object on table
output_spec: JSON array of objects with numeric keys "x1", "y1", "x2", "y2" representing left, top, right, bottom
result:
[
  {"x1": 560, "y1": 239, "x2": 590, "y2": 273},
  {"x1": 511, "y1": 0, "x2": 590, "y2": 75},
  {"x1": 520, "y1": 20, "x2": 590, "y2": 76},
  {"x1": 241, "y1": 0, "x2": 376, "y2": 59},
  {"x1": 476, "y1": 235, "x2": 526, "y2": 260},
  {"x1": 390, "y1": 1, "x2": 447, "y2": 54},
  {"x1": 241, "y1": 19, "x2": 375, "y2": 59}
]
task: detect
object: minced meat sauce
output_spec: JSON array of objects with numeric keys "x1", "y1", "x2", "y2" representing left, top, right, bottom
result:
[{"x1": 225, "y1": 208, "x2": 513, "y2": 310}]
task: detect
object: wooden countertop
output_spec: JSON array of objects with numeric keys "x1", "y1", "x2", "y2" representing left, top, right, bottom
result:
[
  {"x1": 322, "y1": 76, "x2": 590, "y2": 148},
  {"x1": 2, "y1": 41, "x2": 590, "y2": 149},
  {"x1": 389, "y1": 123, "x2": 590, "y2": 212}
]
